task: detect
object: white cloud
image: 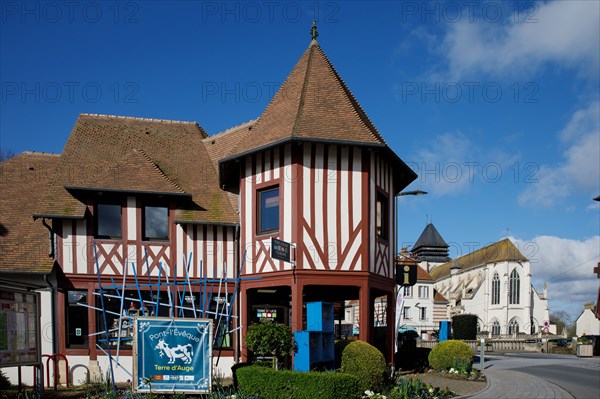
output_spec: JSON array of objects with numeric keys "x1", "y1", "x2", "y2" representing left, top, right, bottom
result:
[
  {"x1": 441, "y1": 1, "x2": 600, "y2": 79},
  {"x1": 510, "y1": 235, "x2": 600, "y2": 320},
  {"x1": 410, "y1": 131, "x2": 474, "y2": 196},
  {"x1": 519, "y1": 101, "x2": 600, "y2": 207}
]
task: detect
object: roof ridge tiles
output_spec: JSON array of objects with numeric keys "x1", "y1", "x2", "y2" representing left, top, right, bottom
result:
[
  {"x1": 208, "y1": 119, "x2": 257, "y2": 139},
  {"x1": 80, "y1": 113, "x2": 198, "y2": 125},
  {"x1": 20, "y1": 151, "x2": 60, "y2": 156}
]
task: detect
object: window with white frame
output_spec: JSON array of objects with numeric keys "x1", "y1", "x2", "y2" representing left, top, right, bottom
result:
[
  {"x1": 402, "y1": 306, "x2": 411, "y2": 319},
  {"x1": 419, "y1": 306, "x2": 426, "y2": 320},
  {"x1": 418, "y1": 286, "x2": 429, "y2": 298},
  {"x1": 403, "y1": 286, "x2": 412, "y2": 297}
]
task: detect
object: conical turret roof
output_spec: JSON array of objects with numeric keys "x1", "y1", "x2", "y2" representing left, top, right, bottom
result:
[{"x1": 218, "y1": 33, "x2": 417, "y2": 194}]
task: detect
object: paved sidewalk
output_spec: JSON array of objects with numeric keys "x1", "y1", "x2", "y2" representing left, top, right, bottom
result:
[{"x1": 468, "y1": 369, "x2": 574, "y2": 399}]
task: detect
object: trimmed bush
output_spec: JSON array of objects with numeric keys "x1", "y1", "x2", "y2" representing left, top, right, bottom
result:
[
  {"x1": 341, "y1": 340, "x2": 387, "y2": 392},
  {"x1": 452, "y1": 314, "x2": 478, "y2": 340},
  {"x1": 428, "y1": 340, "x2": 473, "y2": 371},
  {"x1": 236, "y1": 365, "x2": 361, "y2": 399}
]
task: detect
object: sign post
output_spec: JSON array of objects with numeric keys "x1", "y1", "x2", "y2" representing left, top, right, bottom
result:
[{"x1": 134, "y1": 317, "x2": 213, "y2": 394}]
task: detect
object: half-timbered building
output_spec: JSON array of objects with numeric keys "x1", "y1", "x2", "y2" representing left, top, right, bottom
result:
[{"x1": 0, "y1": 35, "x2": 416, "y2": 384}]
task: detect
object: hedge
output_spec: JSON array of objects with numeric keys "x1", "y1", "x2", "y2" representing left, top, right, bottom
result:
[
  {"x1": 236, "y1": 365, "x2": 361, "y2": 399},
  {"x1": 428, "y1": 340, "x2": 473, "y2": 371},
  {"x1": 452, "y1": 314, "x2": 478, "y2": 340},
  {"x1": 341, "y1": 340, "x2": 387, "y2": 392}
]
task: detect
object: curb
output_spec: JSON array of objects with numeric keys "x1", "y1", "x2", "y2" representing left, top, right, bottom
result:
[{"x1": 453, "y1": 373, "x2": 491, "y2": 399}]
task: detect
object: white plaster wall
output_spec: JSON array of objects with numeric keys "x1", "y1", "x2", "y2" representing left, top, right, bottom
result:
[{"x1": 576, "y1": 309, "x2": 600, "y2": 336}]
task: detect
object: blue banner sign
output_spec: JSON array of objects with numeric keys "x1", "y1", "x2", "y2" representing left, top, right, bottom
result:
[{"x1": 134, "y1": 317, "x2": 213, "y2": 393}]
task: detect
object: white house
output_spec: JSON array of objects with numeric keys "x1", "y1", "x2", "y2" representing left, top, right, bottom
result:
[
  {"x1": 397, "y1": 249, "x2": 448, "y2": 340},
  {"x1": 576, "y1": 303, "x2": 600, "y2": 336}
]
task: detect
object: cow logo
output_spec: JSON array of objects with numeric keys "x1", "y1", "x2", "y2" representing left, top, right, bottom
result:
[{"x1": 155, "y1": 339, "x2": 194, "y2": 364}]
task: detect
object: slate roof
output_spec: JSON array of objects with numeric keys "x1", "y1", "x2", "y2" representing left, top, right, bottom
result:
[
  {"x1": 38, "y1": 114, "x2": 237, "y2": 225},
  {"x1": 430, "y1": 238, "x2": 528, "y2": 280},
  {"x1": 220, "y1": 41, "x2": 417, "y2": 193},
  {"x1": 412, "y1": 223, "x2": 449, "y2": 251},
  {"x1": 0, "y1": 152, "x2": 60, "y2": 273}
]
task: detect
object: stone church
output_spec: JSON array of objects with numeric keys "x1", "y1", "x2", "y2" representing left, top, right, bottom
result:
[{"x1": 412, "y1": 223, "x2": 551, "y2": 335}]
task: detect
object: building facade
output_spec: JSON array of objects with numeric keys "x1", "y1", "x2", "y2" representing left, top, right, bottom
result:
[
  {"x1": 0, "y1": 35, "x2": 416, "y2": 384},
  {"x1": 426, "y1": 233, "x2": 551, "y2": 335}
]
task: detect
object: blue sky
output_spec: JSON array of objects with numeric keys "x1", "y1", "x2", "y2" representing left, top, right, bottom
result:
[{"x1": 1, "y1": 0, "x2": 598, "y2": 321}]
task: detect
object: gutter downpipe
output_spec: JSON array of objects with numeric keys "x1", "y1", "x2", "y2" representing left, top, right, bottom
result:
[{"x1": 40, "y1": 218, "x2": 58, "y2": 355}]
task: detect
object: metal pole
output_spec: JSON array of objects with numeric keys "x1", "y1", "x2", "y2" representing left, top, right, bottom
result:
[{"x1": 480, "y1": 337, "x2": 485, "y2": 371}]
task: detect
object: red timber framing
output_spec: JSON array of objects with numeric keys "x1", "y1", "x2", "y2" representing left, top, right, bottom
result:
[
  {"x1": 55, "y1": 193, "x2": 238, "y2": 359},
  {"x1": 240, "y1": 270, "x2": 395, "y2": 362},
  {"x1": 238, "y1": 142, "x2": 398, "y2": 362}
]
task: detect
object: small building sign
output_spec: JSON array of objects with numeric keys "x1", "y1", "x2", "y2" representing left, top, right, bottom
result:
[
  {"x1": 396, "y1": 263, "x2": 417, "y2": 286},
  {"x1": 271, "y1": 238, "x2": 291, "y2": 262},
  {"x1": 134, "y1": 317, "x2": 213, "y2": 394}
]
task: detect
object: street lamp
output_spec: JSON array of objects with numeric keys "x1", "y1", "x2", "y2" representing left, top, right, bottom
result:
[{"x1": 395, "y1": 189, "x2": 428, "y2": 257}]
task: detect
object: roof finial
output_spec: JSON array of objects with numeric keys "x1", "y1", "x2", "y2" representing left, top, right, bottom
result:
[{"x1": 310, "y1": 20, "x2": 319, "y2": 43}]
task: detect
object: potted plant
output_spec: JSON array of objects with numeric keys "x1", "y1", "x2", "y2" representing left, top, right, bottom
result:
[{"x1": 576, "y1": 336, "x2": 593, "y2": 357}]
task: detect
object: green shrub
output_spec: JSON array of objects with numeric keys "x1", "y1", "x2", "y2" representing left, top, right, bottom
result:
[
  {"x1": 452, "y1": 314, "x2": 478, "y2": 340},
  {"x1": 341, "y1": 340, "x2": 386, "y2": 392},
  {"x1": 245, "y1": 320, "x2": 295, "y2": 368},
  {"x1": 237, "y1": 365, "x2": 361, "y2": 399},
  {"x1": 428, "y1": 340, "x2": 473, "y2": 371}
]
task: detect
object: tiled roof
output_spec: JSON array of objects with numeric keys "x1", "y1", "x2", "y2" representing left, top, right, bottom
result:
[
  {"x1": 0, "y1": 153, "x2": 60, "y2": 273},
  {"x1": 218, "y1": 41, "x2": 417, "y2": 193},
  {"x1": 39, "y1": 114, "x2": 237, "y2": 225},
  {"x1": 203, "y1": 120, "x2": 256, "y2": 166},
  {"x1": 203, "y1": 120, "x2": 256, "y2": 213},
  {"x1": 416, "y1": 265, "x2": 434, "y2": 281},
  {"x1": 434, "y1": 290, "x2": 448, "y2": 303},
  {"x1": 66, "y1": 148, "x2": 186, "y2": 195},
  {"x1": 224, "y1": 42, "x2": 386, "y2": 159},
  {"x1": 430, "y1": 238, "x2": 528, "y2": 280}
]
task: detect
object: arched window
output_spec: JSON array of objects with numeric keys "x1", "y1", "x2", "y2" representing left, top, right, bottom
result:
[
  {"x1": 492, "y1": 320, "x2": 501, "y2": 335},
  {"x1": 491, "y1": 273, "x2": 500, "y2": 304},
  {"x1": 509, "y1": 269, "x2": 520, "y2": 304},
  {"x1": 508, "y1": 318, "x2": 519, "y2": 335}
]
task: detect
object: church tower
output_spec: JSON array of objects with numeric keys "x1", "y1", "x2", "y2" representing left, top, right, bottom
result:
[{"x1": 411, "y1": 223, "x2": 450, "y2": 273}]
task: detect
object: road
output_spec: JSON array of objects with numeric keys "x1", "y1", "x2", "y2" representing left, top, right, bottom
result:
[{"x1": 475, "y1": 352, "x2": 600, "y2": 399}]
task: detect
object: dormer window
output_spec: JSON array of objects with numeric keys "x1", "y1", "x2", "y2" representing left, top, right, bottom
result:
[
  {"x1": 96, "y1": 203, "x2": 122, "y2": 239},
  {"x1": 143, "y1": 206, "x2": 169, "y2": 240}
]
